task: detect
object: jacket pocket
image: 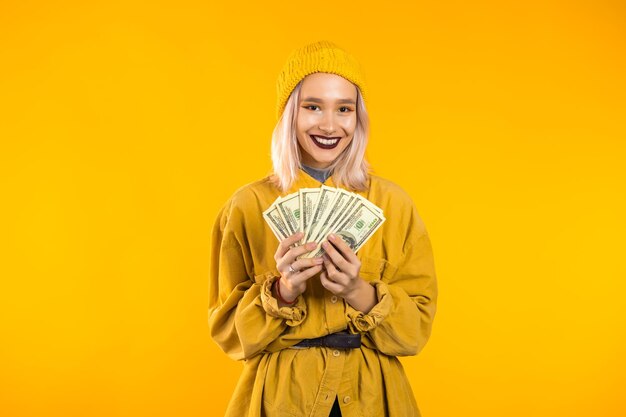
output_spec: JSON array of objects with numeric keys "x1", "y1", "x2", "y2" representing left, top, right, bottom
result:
[
  {"x1": 358, "y1": 256, "x2": 397, "y2": 282},
  {"x1": 359, "y1": 256, "x2": 384, "y2": 281}
]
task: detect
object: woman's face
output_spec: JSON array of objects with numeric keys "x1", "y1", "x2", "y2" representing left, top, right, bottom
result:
[{"x1": 296, "y1": 72, "x2": 358, "y2": 170}]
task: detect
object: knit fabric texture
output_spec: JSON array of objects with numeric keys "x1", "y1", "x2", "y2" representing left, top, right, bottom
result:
[
  {"x1": 300, "y1": 163, "x2": 333, "y2": 184},
  {"x1": 275, "y1": 40, "x2": 367, "y2": 120}
]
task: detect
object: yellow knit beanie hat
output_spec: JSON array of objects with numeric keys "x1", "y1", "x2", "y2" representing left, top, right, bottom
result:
[{"x1": 275, "y1": 40, "x2": 367, "y2": 120}]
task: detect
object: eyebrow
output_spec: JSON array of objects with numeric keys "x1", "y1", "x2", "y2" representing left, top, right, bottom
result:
[{"x1": 301, "y1": 96, "x2": 356, "y2": 105}]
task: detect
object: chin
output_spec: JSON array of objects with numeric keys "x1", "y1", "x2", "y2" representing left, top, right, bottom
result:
[{"x1": 312, "y1": 155, "x2": 338, "y2": 167}]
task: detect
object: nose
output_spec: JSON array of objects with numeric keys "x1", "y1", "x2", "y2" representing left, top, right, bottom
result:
[{"x1": 318, "y1": 110, "x2": 336, "y2": 135}]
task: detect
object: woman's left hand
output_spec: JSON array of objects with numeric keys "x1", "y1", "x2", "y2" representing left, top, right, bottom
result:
[
  {"x1": 320, "y1": 233, "x2": 361, "y2": 296},
  {"x1": 320, "y1": 233, "x2": 377, "y2": 313}
]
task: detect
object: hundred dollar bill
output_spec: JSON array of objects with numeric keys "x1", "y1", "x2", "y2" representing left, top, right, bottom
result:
[
  {"x1": 263, "y1": 186, "x2": 386, "y2": 259},
  {"x1": 262, "y1": 200, "x2": 290, "y2": 241},
  {"x1": 308, "y1": 189, "x2": 359, "y2": 244},
  {"x1": 275, "y1": 191, "x2": 301, "y2": 242},
  {"x1": 362, "y1": 196, "x2": 383, "y2": 214},
  {"x1": 304, "y1": 200, "x2": 386, "y2": 258},
  {"x1": 298, "y1": 188, "x2": 321, "y2": 245},
  {"x1": 313, "y1": 191, "x2": 362, "y2": 245},
  {"x1": 304, "y1": 185, "x2": 338, "y2": 243},
  {"x1": 350, "y1": 191, "x2": 383, "y2": 215}
]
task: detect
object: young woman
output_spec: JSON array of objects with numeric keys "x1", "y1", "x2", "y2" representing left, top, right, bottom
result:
[{"x1": 208, "y1": 40, "x2": 438, "y2": 417}]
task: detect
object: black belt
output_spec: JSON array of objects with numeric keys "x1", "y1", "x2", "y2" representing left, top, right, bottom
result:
[{"x1": 291, "y1": 331, "x2": 361, "y2": 349}]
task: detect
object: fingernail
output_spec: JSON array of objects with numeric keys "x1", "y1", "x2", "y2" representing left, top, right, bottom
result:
[
  {"x1": 328, "y1": 234, "x2": 335, "y2": 240},
  {"x1": 314, "y1": 258, "x2": 324, "y2": 264},
  {"x1": 307, "y1": 242, "x2": 316, "y2": 248}
]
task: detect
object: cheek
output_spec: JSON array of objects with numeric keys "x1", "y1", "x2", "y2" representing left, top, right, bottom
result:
[
  {"x1": 295, "y1": 118, "x2": 309, "y2": 144},
  {"x1": 340, "y1": 138, "x2": 354, "y2": 151},
  {"x1": 297, "y1": 112, "x2": 317, "y2": 127},
  {"x1": 339, "y1": 116, "x2": 357, "y2": 133},
  {"x1": 295, "y1": 133, "x2": 309, "y2": 150}
]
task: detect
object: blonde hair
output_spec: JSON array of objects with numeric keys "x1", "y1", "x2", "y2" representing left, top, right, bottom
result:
[{"x1": 270, "y1": 80, "x2": 371, "y2": 193}]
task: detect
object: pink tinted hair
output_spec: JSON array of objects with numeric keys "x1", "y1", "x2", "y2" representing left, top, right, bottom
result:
[{"x1": 270, "y1": 80, "x2": 371, "y2": 193}]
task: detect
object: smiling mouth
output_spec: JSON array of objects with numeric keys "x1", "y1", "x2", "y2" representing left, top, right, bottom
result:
[{"x1": 310, "y1": 135, "x2": 341, "y2": 149}]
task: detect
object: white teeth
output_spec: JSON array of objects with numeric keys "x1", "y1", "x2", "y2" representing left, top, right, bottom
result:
[{"x1": 313, "y1": 136, "x2": 339, "y2": 145}]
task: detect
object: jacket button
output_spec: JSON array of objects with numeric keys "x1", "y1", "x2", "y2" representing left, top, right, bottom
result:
[
  {"x1": 343, "y1": 396, "x2": 351, "y2": 403},
  {"x1": 332, "y1": 350, "x2": 340, "y2": 357},
  {"x1": 330, "y1": 295, "x2": 338, "y2": 303}
]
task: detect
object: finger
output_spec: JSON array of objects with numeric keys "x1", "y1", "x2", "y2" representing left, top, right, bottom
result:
[
  {"x1": 323, "y1": 257, "x2": 338, "y2": 276},
  {"x1": 322, "y1": 240, "x2": 351, "y2": 272},
  {"x1": 327, "y1": 233, "x2": 360, "y2": 264},
  {"x1": 291, "y1": 256, "x2": 324, "y2": 271},
  {"x1": 290, "y1": 264, "x2": 323, "y2": 285},
  {"x1": 320, "y1": 270, "x2": 342, "y2": 294},
  {"x1": 277, "y1": 241, "x2": 317, "y2": 272},
  {"x1": 275, "y1": 232, "x2": 304, "y2": 260},
  {"x1": 323, "y1": 258, "x2": 349, "y2": 286}
]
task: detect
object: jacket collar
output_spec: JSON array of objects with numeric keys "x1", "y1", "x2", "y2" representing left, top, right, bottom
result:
[
  {"x1": 286, "y1": 167, "x2": 371, "y2": 199},
  {"x1": 283, "y1": 167, "x2": 336, "y2": 193}
]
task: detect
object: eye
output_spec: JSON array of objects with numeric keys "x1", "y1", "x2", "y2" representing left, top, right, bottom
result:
[
  {"x1": 339, "y1": 106, "x2": 353, "y2": 113},
  {"x1": 304, "y1": 105, "x2": 319, "y2": 111}
]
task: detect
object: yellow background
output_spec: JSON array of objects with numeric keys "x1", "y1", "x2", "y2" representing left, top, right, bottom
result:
[{"x1": 1, "y1": 1, "x2": 625, "y2": 416}]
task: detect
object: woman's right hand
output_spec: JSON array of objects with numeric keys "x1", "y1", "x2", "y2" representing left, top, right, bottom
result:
[{"x1": 273, "y1": 232, "x2": 324, "y2": 303}]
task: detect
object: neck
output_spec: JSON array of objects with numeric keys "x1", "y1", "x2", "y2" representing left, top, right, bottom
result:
[
  {"x1": 300, "y1": 163, "x2": 333, "y2": 183},
  {"x1": 302, "y1": 163, "x2": 331, "y2": 172}
]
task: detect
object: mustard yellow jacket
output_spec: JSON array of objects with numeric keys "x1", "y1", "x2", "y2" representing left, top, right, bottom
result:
[{"x1": 208, "y1": 168, "x2": 438, "y2": 417}]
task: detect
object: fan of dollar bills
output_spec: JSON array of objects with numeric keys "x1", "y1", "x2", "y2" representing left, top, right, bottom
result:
[{"x1": 263, "y1": 185, "x2": 386, "y2": 258}]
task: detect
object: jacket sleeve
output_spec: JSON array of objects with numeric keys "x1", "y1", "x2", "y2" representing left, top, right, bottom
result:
[
  {"x1": 344, "y1": 203, "x2": 438, "y2": 357},
  {"x1": 207, "y1": 198, "x2": 307, "y2": 361}
]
